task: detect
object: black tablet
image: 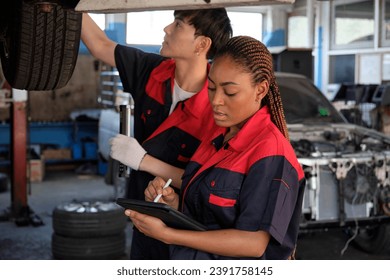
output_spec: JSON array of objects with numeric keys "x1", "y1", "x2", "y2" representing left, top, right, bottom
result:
[{"x1": 116, "y1": 198, "x2": 207, "y2": 231}]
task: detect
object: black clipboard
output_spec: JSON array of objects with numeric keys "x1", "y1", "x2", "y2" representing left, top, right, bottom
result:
[{"x1": 116, "y1": 198, "x2": 207, "y2": 231}]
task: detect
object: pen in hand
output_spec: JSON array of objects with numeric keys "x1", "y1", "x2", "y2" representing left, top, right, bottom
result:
[{"x1": 153, "y1": 178, "x2": 172, "y2": 203}]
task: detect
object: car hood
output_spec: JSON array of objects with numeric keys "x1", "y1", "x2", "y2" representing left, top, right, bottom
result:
[{"x1": 288, "y1": 122, "x2": 390, "y2": 160}]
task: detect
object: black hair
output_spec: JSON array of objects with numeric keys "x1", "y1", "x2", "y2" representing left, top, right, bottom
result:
[{"x1": 174, "y1": 9, "x2": 232, "y2": 59}]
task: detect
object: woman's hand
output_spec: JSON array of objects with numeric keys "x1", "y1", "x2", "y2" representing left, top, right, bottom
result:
[
  {"x1": 145, "y1": 177, "x2": 179, "y2": 210},
  {"x1": 125, "y1": 210, "x2": 172, "y2": 244}
]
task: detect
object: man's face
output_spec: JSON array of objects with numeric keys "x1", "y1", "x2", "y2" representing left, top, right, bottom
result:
[{"x1": 160, "y1": 16, "x2": 200, "y2": 60}]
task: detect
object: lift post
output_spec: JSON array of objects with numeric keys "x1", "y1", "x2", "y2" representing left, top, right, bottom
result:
[
  {"x1": 10, "y1": 89, "x2": 28, "y2": 223},
  {"x1": 0, "y1": 88, "x2": 43, "y2": 226}
]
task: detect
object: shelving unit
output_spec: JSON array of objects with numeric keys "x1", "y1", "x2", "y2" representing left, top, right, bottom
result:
[{"x1": 0, "y1": 120, "x2": 99, "y2": 168}]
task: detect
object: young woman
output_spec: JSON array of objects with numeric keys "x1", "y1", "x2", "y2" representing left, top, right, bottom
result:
[
  {"x1": 81, "y1": 9, "x2": 232, "y2": 259},
  {"x1": 126, "y1": 36, "x2": 306, "y2": 260}
]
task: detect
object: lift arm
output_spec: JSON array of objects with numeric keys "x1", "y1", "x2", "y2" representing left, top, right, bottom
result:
[{"x1": 75, "y1": 0, "x2": 295, "y2": 13}]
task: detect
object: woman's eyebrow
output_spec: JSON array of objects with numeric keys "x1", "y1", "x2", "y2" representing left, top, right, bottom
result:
[{"x1": 220, "y1": 81, "x2": 239, "y2": 86}]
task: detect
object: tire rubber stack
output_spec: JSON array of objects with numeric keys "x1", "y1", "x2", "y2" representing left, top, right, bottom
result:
[{"x1": 52, "y1": 201, "x2": 128, "y2": 260}]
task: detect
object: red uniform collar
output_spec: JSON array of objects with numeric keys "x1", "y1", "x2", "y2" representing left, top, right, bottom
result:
[
  {"x1": 211, "y1": 106, "x2": 274, "y2": 153},
  {"x1": 144, "y1": 60, "x2": 212, "y2": 142},
  {"x1": 229, "y1": 106, "x2": 273, "y2": 152},
  {"x1": 148, "y1": 59, "x2": 211, "y2": 117}
]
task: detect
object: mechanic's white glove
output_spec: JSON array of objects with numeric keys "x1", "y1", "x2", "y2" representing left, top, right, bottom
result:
[{"x1": 109, "y1": 134, "x2": 147, "y2": 171}]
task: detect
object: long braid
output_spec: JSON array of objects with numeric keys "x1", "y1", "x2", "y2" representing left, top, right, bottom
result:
[
  {"x1": 214, "y1": 36, "x2": 289, "y2": 140},
  {"x1": 266, "y1": 80, "x2": 290, "y2": 140}
]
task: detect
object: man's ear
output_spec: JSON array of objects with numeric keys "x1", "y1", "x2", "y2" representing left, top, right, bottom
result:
[
  {"x1": 196, "y1": 36, "x2": 212, "y2": 55},
  {"x1": 255, "y1": 80, "x2": 269, "y2": 102}
]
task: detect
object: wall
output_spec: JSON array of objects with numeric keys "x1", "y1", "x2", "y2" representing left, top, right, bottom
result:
[{"x1": 0, "y1": 54, "x2": 102, "y2": 122}]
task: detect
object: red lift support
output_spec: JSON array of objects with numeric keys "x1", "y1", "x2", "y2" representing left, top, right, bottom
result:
[{"x1": 1, "y1": 86, "x2": 43, "y2": 226}]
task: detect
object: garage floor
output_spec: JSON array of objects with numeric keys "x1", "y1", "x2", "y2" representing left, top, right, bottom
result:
[
  {"x1": 0, "y1": 168, "x2": 133, "y2": 260},
  {"x1": 0, "y1": 168, "x2": 389, "y2": 260}
]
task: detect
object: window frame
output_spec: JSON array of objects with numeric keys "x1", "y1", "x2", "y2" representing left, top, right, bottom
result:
[
  {"x1": 381, "y1": 0, "x2": 390, "y2": 47},
  {"x1": 330, "y1": 0, "x2": 375, "y2": 50}
]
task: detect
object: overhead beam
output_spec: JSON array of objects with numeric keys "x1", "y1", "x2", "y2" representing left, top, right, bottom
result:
[{"x1": 75, "y1": 0, "x2": 295, "y2": 13}]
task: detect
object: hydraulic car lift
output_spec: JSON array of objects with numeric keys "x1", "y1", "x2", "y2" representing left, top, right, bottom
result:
[{"x1": 0, "y1": 85, "x2": 43, "y2": 226}]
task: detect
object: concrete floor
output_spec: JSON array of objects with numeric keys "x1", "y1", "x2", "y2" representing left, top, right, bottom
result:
[
  {"x1": 0, "y1": 168, "x2": 389, "y2": 260},
  {"x1": 0, "y1": 168, "x2": 132, "y2": 260}
]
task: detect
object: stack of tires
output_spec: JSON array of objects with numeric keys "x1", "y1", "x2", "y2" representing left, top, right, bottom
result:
[{"x1": 52, "y1": 201, "x2": 128, "y2": 260}]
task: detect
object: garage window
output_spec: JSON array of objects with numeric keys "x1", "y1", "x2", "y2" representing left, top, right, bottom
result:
[
  {"x1": 125, "y1": 10, "x2": 262, "y2": 45},
  {"x1": 126, "y1": 11, "x2": 173, "y2": 45},
  {"x1": 228, "y1": 11, "x2": 262, "y2": 40},
  {"x1": 288, "y1": 15, "x2": 308, "y2": 48},
  {"x1": 331, "y1": 0, "x2": 374, "y2": 50},
  {"x1": 90, "y1": 13, "x2": 105, "y2": 30}
]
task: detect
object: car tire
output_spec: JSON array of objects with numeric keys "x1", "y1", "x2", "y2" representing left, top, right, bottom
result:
[
  {"x1": 0, "y1": 0, "x2": 81, "y2": 90},
  {"x1": 52, "y1": 200, "x2": 128, "y2": 259},
  {"x1": 52, "y1": 232, "x2": 126, "y2": 260},
  {"x1": 352, "y1": 224, "x2": 390, "y2": 254},
  {"x1": 52, "y1": 201, "x2": 127, "y2": 238}
]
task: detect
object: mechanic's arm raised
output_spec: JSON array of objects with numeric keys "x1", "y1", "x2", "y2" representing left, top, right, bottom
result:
[{"x1": 81, "y1": 13, "x2": 117, "y2": 67}]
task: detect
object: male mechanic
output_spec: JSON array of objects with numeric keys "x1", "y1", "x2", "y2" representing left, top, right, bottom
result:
[{"x1": 81, "y1": 9, "x2": 232, "y2": 259}]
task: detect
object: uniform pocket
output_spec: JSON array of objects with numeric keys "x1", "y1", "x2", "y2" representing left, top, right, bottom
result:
[
  {"x1": 141, "y1": 103, "x2": 165, "y2": 137},
  {"x1": 166, "y1": 129, "x2": 200, "y2": 166},
  {"x1": 197, "y1": 169, "x2": 243, "y2": 227}
]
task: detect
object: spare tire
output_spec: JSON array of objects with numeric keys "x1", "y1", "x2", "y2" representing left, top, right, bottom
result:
[
  {"x1": 0, "y1": 0, "x2": 81, "y2": 90},
  {"x1": 52, "y1": 232, "x2": 126, "y2": 260},
  {"x1": 52, "y1": 201, "x2": 127, "y2": 238}
]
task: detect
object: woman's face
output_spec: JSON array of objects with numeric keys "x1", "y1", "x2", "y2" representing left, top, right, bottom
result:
[{"x1": 208, "y1": 56, "x2": 268, "y2": 129}]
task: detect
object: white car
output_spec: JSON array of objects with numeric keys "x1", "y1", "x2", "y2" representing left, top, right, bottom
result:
[{"x1": 277, "y1": 72, "x2": 390, "y2": 255}]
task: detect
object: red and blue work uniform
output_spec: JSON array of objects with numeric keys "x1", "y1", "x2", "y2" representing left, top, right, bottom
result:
[
  {"x1": 171, "y1": 106, "x2": 306, "y2": 260},
  {"x1": 115, "y1": 45, "x2": 216, "y2": 259}
]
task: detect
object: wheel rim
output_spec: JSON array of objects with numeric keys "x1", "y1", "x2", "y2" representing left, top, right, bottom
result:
[{"x1": 58, "y1": 201, "x2": 120, "y2": 213}]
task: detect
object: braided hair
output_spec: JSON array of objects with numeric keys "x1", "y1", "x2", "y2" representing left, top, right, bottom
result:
[{"x1": 213, "y1": 36, "x2": 289, "y2": 140}]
